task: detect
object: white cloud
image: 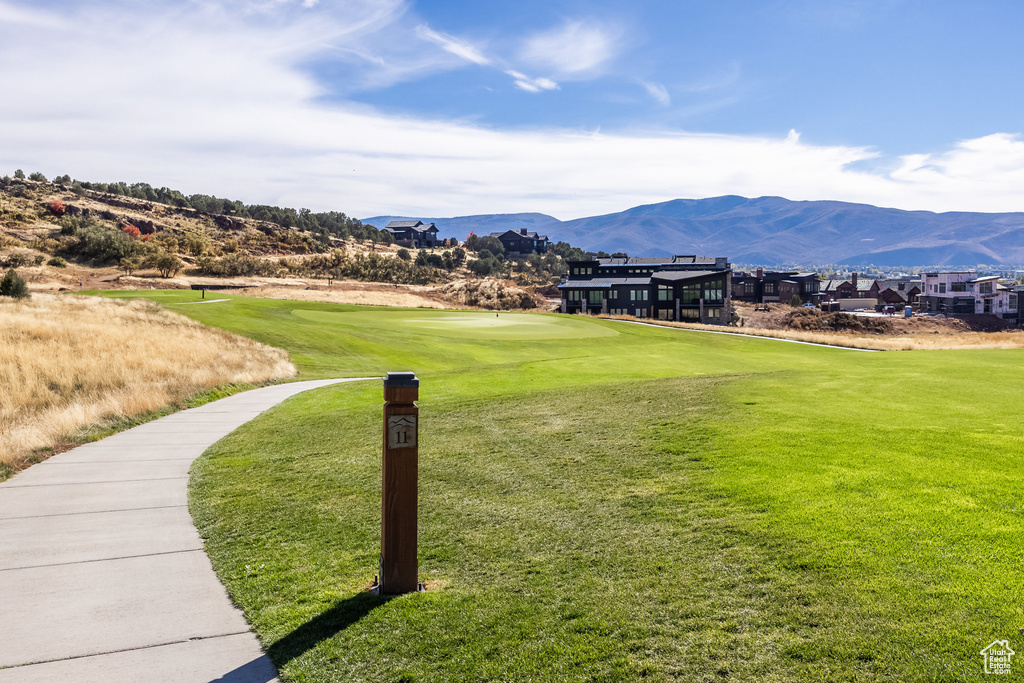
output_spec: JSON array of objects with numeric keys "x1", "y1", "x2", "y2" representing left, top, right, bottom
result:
[
  {"x1": 640, "y1": 81, "x2": 670, "y2": 106},
  {"x1": 505, "y1": 70, "x2": 559, "y2": 94},
  {"x1": 415, "y1": 24, "x2": 491, "y2": 66},
  {"x1": 519, "y1": 20, "x2": 621, "y2": 78},
  {"x1": 2, "y1": 1, "x2": 1024, "y2": 221}
]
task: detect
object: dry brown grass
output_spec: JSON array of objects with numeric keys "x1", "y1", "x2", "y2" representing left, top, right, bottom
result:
[
  {"x1": 602, "y1": 315, "x2": 1024, "y2": 351},
  {"x1": 0, "y1": 294, "x2": 295, "y2": 472}
]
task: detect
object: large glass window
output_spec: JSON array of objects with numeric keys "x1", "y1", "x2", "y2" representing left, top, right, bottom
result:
[
  {"x1": 658, "y1": 285, "x2": 672, "y2": 301},
  {"x1": 589, "y1": 290, "x2": 603, "y2": 304},
  {"x1": 939, "y1": 283, "x2": 946, "y2": 294},
  {"x1": 681, "y1": 283, "x2": 701, "y2": 305},
  {"x1": 980, "y1": 282, "x2": 993, "y2": 294},
  {"x1": 704, "y1": 279, "x2": 723, "y2": 301}
]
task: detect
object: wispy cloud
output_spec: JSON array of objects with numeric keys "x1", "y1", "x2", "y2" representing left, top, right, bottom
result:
[
  {"x1": 506, "y1": 70, "x2": 559, "y2": 94},
  {"x1": 519, "y1": 20, "x2": 621, "y2": 78},
  {"x1": 415, "y1": 24, "x2": 491, "y2": 66},
  {"x1": 640, "y1": 81, "x2": 671, "y2": 106}
]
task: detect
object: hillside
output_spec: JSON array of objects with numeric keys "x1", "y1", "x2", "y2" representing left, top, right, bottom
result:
[
  {"x1": 371, "y1": 195, "x2": 1024, "y2": 267},
  {"x1": 0, "y1": 176, "x2": 556, "y2": 309}
]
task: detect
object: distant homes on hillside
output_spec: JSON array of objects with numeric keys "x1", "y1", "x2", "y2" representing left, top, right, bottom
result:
[
  {"x1": 384, "y1": 220, "x2": 439, "y2": 249},
  {"x1": 487, "y1": 228, "x2": 549, "y2": 255},
  {"x1": 559, "y1": 256, "x2": 732, "y2": 325}
]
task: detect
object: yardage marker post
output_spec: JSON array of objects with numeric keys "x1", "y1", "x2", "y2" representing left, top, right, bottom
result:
[{"x1": 380, "y1": 372, "x2": 420, "y2": 594}]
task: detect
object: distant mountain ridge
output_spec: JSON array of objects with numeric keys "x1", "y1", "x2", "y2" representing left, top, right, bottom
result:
[{"x1": 365, "y1": 196, "x2": 1024, "y2": 267}]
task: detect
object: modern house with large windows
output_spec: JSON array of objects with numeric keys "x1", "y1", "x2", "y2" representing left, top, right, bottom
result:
[
  {"x1": 919, "y1": 271, "x2": 1018, "y2": 320},
  {"x1": 558, "y1": 256, "x2": 732, "y2": 324}
]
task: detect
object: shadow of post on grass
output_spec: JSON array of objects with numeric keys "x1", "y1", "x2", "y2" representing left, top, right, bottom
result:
[{"x1": 265, "y1": 591, "x2": 388, "y2": 668}]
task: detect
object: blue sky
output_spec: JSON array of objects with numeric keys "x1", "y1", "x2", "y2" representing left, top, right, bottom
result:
[{"x1": 2, "y1": 0, "x2": 1024, "y2": 219}]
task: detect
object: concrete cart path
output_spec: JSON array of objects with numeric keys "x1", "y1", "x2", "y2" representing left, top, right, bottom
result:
[{"x1": 0, "y1": 378, "x2": 378, "y2": 683}]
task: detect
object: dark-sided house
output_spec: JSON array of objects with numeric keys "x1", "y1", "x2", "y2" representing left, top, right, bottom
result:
[
  {"x1": 731, "y1": 269, "x2": 819, "y2": 304},
  {"x1": 383, "y1": 220, "x2": 439, "y2": 248},
  {"x1": 558, "y1": 256, "x2": 732, "y2": 324},
  {"x1": 488, "y1": 228, "x2": 549, "y2": 255},
  {"x1": 875, "y1": 278, "x2": 922, "y2": 307},
  {"x1": 814, "y1": 273, "x2": 877, "y2": 302}
]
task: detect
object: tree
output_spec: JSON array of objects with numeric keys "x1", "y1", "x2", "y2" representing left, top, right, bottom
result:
[
  {"x1": 789, "y1": 294, "x2": 803, "y2": 307},
  {"x1": 28, "y1": 171, "x2": 47, "y2": 182},
  {"x1": 0, "y1": 269, "x2": 30, "y2": 299},
  {"x1": 13, "y1": 169, "x2": 25, "y2": 179},
  {"x1": 149, "y1": 252, "x2": 184, "y2": 278},
  {"x1": 119, "y1": 257, "x2": 142, "y2": 276}
]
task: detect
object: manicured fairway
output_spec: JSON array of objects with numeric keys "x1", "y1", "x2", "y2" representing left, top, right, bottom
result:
[{"x1": 103, "y1": 290, "x2": 1024, "y2": 681}]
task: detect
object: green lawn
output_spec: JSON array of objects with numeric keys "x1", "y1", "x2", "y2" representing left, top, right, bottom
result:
[{"x1": 104, "y1": 290, "x2": 1024, "y2": 681}]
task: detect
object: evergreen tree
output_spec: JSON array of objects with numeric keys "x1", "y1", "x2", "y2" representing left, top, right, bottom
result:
[{"x1": 0, "y1": 269, "x2": 30, "y2": 299}]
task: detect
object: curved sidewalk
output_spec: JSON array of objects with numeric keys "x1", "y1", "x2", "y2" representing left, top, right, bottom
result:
[{"x1": 0, "y1": 378, "x2": 376, "y2": 682}]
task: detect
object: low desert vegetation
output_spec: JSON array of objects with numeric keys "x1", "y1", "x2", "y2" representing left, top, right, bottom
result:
[{"x1": 0, "y1": 294, "x2": 295, "y2": 478}]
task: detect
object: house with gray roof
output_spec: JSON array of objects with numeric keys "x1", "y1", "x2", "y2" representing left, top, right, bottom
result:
[
  {"x1": 384, "y1": 220, "x2": 439, "y2": 248},
  {"x1": 488, "y1": 228, "x2": 549, "y2": 254}
]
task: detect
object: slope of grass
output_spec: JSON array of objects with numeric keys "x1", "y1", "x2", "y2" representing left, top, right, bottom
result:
[{"x1": 105, "y1": 290, "x2": 1024, "y2": 681}]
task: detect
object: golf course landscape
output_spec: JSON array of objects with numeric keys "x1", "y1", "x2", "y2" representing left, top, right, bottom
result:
[{"x1": 100, "y1": 290, "x2": 1024, "y2": 681}]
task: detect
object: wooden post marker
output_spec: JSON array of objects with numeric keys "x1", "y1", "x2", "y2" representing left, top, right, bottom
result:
[{"x1": 379, "y1": 372, "x2": 420, "y2": 594}]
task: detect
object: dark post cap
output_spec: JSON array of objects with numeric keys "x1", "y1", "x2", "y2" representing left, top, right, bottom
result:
[{"x1": 383, "y1": 372, "x2": 419, "y2": 388}]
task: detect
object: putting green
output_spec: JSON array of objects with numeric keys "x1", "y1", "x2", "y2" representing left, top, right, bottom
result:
[{"x1": 290, "y1": 308, "x2": 617, "y2": 340}]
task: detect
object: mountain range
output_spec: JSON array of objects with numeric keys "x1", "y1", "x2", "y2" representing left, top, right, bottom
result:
[{"x1": 366, "y1": 196, "x2": 1024, "y2": 267}]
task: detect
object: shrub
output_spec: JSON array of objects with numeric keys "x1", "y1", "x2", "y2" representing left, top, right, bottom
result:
[
  {"x1": 789, "y1": 294, "x2": 803, "y2": 307},
  {"x1": 28, "y1": 172, "x2": 47, "y2": 182},
  {"x1": 47, "y1": 256, "x2": 67, "y2": 268},
  {"x1": 33, "y1": 254, "x2": 45, "y2": 266},
  {"x1": 119, "y1": 257, "x2": 142, "y2": 275},
  {"x1": 73, "y1": 225, "x2": 144, "y2": 263},
  {"x1": 397, "y1": 248, "x2": 411, "y2": 261},
  {"x1": 148, "y1": 251, "x2": 184, "y2": 278},
  {"x1": 6, "y1": 252, "x2": 28, "y2": 268},
  {"x1": 122, "y1": 224, "x2": 141, "y2": 238},
  {"x1": 48, "y1": 199, "x2": 65, "y2": 216},
  {"x1": 0, "y1": 269, "x2": 29, "y2": 299}
]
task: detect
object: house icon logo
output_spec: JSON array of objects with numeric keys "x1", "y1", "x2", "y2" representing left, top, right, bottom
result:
[{"x1": 981, "y1": 640, "x2": 1014, "y2": 675}]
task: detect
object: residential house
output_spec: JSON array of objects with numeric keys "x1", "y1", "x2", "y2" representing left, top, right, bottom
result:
[
  {"x1": 919, "y1": 271, "x2": 1018, "y2": 320},
  {"x1": 731, "y1": 269, "x2": 820, "y2": 303},
  {"x1": 488, "y1": 228, "x2": 549, "y2": 255},
  {"x1": 875, "y1": 277, "x2": 922, "y2": 307},
  {"x1": 813, "y1": 273, "x2": 877, "y2": 304},
  {"x1": 383, "y1": 220, "x2": 439, "y2": 248},
  {"x1": 559, "y1": 256, "x2": 732, "y2": 324}
]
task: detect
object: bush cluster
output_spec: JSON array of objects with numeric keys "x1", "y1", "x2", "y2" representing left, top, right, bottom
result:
[{"x1": 0, "y1": 269, "x2": 29, "y2": 299}]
